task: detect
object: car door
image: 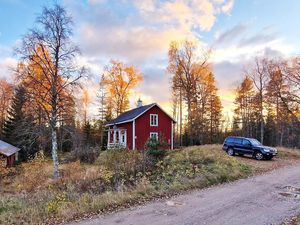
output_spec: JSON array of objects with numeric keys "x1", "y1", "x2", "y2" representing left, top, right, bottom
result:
[
  {"x1": 233, "y1": 138, "x2": 243, "y2": 153},
  {"x1": 241, "y1": 139, "x2": 253, "y2": 155}
]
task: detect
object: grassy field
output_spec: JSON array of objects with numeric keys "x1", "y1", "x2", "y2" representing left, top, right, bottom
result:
[{"x1": 0, "y1": 145, "x2": 299, "y2": 225}]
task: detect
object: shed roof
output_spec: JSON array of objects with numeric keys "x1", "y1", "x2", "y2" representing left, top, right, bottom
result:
[
  {"x1": 106, "y1": 103, "x2": 175, "y2": 126},
  {"x1": 0, "y1": 140, "x2": 20, "y2": 156}
]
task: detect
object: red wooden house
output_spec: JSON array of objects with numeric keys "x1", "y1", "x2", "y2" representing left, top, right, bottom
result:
[{"x1": 106, "y1": 100, "x2": 176, "y2": 150}]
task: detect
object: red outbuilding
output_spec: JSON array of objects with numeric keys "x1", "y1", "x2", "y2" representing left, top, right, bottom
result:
[
  {"x1": 0, "y1": 140, "x2": 20, "y2": 167},
  {"x1": 106, "y1": 100, "x2": 176, "y2": 150}
]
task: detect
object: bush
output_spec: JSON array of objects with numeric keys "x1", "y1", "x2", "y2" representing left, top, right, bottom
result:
[
  {"x1": 47, "y1": 192, "x2": 69, "y2": 213},
  {"x1": 145, "y1": 133, "x2": 169, "y2": 161},
  {"x1": 96, "y1": 149, "x2": 155, "y2": 188},
  {"x1": 146, "y1": 133, "x2": 169, "y2": 151},
  {"x1": 147, "y1": 149, "x2": 166, "y2": 159},
  {"x1": 13, "y1": 156, "x2": 51, "y2": 192},
  {"x1": 66, "y1": 146, "x2": 100, "y2": 163}
]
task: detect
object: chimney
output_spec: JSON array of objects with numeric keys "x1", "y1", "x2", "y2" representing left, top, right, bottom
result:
[{"x1": 137, "y1": 98, "x2": 143, "y2": 107}]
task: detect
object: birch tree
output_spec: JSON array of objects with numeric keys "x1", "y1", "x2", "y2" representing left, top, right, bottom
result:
[
  {"x1": 16, "y1": 4, "x2": 84, "y2": 179},
  {"x1": 247, "y1": 58, "x2": 269, "y2": 144},
  {"x1": 168, "y1": 41, "x2": 211, "y2": 144}
]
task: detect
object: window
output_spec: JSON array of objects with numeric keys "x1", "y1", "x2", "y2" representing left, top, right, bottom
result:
[
  {"x1": 249, "y1": 138, "x2": 262, "y2": 146},
  {"x1": 225, "y1": 137, "x2": 234, "y2": 143},
  {"x1": 150, "y1": 114, "x2": 158, "y2": 126},
  {"x1": 150, "y1": 132, "x2": 158, "y2": 140},
  {"x1": 233, "y1": 138, "x2": 242, "y2": 144},
  {"x1": 242, "y1": 139, "x2": 251, "y2": 146}
]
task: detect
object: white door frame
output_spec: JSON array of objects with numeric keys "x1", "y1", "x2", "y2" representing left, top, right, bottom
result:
[{"x1": 120, "y1": 130, "x2": 127, "y2": 147}]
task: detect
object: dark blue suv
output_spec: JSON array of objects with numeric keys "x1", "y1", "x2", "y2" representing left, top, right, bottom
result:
[{"x1": 222, "y1": 136, "x2": 278, "y2": 160}]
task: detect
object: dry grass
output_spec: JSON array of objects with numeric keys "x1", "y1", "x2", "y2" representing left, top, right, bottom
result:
[
  {"x1": 282, "y1": 215, "x2": 300, "y2": 225},
  {"x1": 277, "y1": 147, "x2": 300, "y2": 159},
  {"x1": 0, "y1": 145, "x2": 299, "y2": 225}
]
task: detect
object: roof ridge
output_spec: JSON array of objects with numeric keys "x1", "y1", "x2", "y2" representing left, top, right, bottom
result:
[
  {"x1": 117, "y1": 103, "x2": 155, "y2": 116},
  {"x1": 106, "y1": 103, "x2": 157, "y2": 126}
]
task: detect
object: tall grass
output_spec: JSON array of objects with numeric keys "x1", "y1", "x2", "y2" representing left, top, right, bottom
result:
[{"x1": 0, "y1": 145, "x2": 255, "y2": 224}]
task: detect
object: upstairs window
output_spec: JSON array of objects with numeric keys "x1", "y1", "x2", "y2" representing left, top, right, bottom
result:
[{"x1": 150, "y1": 114, "x2": 158, "y2": 126}]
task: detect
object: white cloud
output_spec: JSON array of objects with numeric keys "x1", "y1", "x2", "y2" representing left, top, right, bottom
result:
[
  {"x1": 133, "y1": 0, "x2": 234, "y2": 32},
  {"x1": 0, "y1": 44, "x2": 17, "y2": 80},
  {"x1": 0, "y1": 57, "x2": 17, "y2": 80},
  {"x1": 221, "y1": 0, "x2": 234, "y2": 13},
  {"x1": 64, "y1": 0, "x2": 235, "y2": 115}
]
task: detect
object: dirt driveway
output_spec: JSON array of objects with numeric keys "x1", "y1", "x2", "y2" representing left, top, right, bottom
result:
[{"x1": 71, "y1": 162, "x2": 300, "y2": 225}]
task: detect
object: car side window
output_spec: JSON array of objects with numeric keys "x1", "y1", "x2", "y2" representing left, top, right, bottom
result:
[
  {"x1": 225, "y1": 137, "x2": 234, "y2": 143},
  {"x1": 242, "y1": 139, "x2": 251, "y2": 146},
  {"x1": 234, "y1": 138, "x2": 242, "y2": 145}
]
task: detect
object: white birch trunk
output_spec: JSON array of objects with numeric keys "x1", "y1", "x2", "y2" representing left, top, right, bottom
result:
[{"x1": 51, "y1": 127, "x2": 59, "y2": 179}]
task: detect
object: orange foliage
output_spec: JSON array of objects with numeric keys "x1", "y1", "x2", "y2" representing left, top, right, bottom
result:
[
  {"x1": 18, "y1": 45, "x2": 75, "y2": 123},
  {"x1": 103, "y1": 60, "x2": 143, "y2": 116}
]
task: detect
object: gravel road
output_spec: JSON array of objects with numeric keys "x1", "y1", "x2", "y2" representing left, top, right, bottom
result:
[{"x1": 72, "y1": 163, "x2": 300, "y2": 225}]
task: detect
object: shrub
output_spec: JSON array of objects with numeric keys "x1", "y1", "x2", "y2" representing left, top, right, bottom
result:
[
  {"x1": 47, "y1": 192, "x2": 69, "y2": 213},
  {"x1": 66, "y1": 146, "x2": 100, "y2": 163},
  {"x1": 146, "y1": 133, "x2": 169, "y2": 151},
  {"x1": 147, "y1": 149, "x2": 166, "y2": 159},
  {"x1": 13, "y1": 156, "x2": 51, "y2": 192},
  {"x1": 145, "y1": 133, "x2": 169, "y2": 161},
  {"x1": 96, "y1": 149, "x2": 154, "y2": 188}
]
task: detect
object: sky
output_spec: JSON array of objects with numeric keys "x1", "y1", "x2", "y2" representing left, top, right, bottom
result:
[{"x1": 1, "y1": 0, "x2": 300, "y2": 119}]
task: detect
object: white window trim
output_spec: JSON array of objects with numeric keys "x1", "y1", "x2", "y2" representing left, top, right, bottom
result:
[
  {"x1": 171, "y1": 121, "x2": 174, "y2": 150},
  {"x1": 150, "y1": 114, "x2": 158, "y2": 126},
  {"x1": 150, "y1": 132, "x2": 158, "y2": 140}
]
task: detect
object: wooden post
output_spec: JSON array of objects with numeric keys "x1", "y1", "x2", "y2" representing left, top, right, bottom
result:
[
  {"x1": 171, "y1": 121, "x2": 174, "y2": 150},
  {"x1": 113, "y1": 130, "x2": 116, "y2": 144},
  {"x1": 108, "y1": 129, "x2": 111, "y2": 149}
]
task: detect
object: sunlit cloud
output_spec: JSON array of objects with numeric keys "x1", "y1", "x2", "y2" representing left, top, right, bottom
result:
[
  {"x1": 1, "y1": 0, "x2": 299, "y2": 119},
  {"x1": 64, "y1": 0, "x2": 236, "y2": 117}
]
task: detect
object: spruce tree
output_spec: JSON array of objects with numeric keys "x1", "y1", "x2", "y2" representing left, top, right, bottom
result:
[
  {"x1": 2, "y1": 86, "x2": 26, "y2": 144},
  {"x1": 3, "y1": 86, "x2": 38, "y2": 161}
]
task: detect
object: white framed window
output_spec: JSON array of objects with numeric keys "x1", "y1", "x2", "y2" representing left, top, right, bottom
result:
[
  {"x1": 150, "y1": 114, "x2": 158, "y2": 126},
  {"x1": 150, "y1": 132, "x2": 158, "y2": 140}
]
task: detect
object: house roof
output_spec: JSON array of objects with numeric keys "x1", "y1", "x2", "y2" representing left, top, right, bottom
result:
[
  {"x1": 106, "y1": 103, "x2": 175, "y2": 126},
  {"x1": 0, "y1": 140, "x2": 20, "y2": 157}
]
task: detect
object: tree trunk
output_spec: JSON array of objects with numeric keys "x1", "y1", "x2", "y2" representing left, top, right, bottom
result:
[
  {"x1": 179, "y1": 87, "x2": 183, "y2": 146},
  {"x1": 51, "y1": 127, "x2": 59, "y2": 179},
  {"x1": 260, "y1": 90, "x2": 264, "y2": 144}
]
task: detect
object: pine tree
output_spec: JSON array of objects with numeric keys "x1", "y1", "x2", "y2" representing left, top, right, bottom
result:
[
  {"x1": 3, "y1": 86, "x2": 26, "y2": 144},
  {"x1": 83, "y1": 121, "x2": 92, "y2": 147},
  {"x1": 3, "y1": 86, "x2": 38, "y2": 161}
]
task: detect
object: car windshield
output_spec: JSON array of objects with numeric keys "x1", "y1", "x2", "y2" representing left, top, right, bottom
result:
[{"x1": 249, "y1": 139, "x2": 262, "y2": 146}]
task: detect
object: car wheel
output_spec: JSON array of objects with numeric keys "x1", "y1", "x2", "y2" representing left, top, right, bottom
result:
[
  {"x1": 227, "y1": 148, "x2": 235, "y2": 156},
  {"x1": 254, "y1": 152, "x2": 264, "y2": 160}
]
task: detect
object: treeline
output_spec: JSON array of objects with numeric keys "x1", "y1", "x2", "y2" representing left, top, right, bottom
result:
[
  {"x1": 168, "y1": 41, "x2": 222, "y2": 146},
  {"x1": 168, "y1": 42, "x2": 300, "y2": 148},
  {"x1": 232, "y1": 58, "x2": 300, "y2": 147}
]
